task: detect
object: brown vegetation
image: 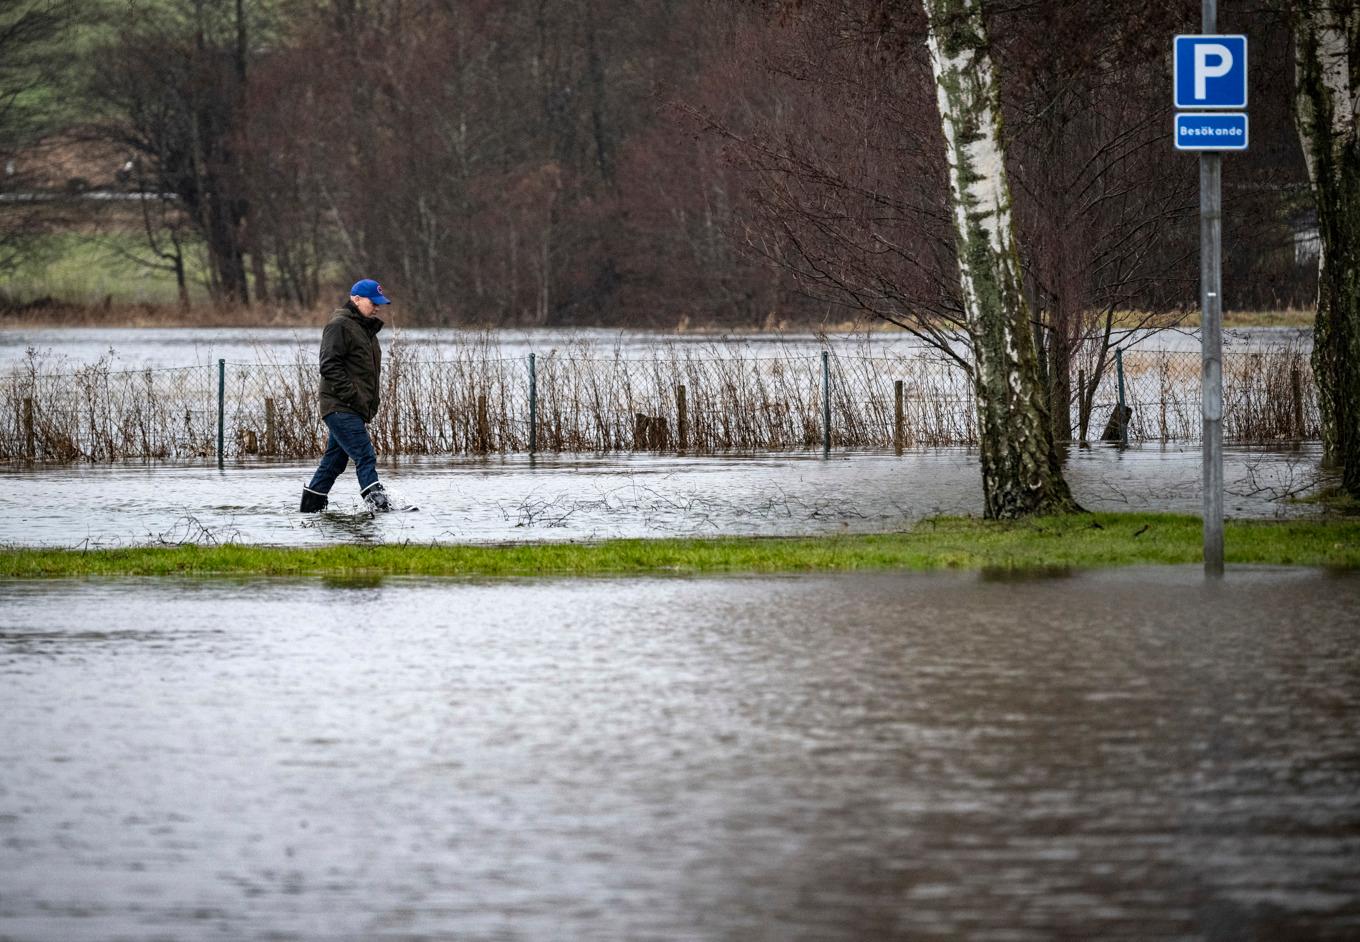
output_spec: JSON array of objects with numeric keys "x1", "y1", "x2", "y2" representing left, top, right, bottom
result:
[{"x1": 0, "y1": 341, "x2": 1318, "y2": 463}]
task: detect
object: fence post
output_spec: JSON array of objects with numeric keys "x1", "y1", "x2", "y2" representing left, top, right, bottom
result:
[
  {"x1": 1115, "y1": 347, "x2": 1129, "y2": 448},
  {"x1": 1077, "y1": 368, "x2": 1087, "y2": 444},
  {"x1": 217, "y1": 358, "x2": 225, "y2": 470},
  {"x1": 893, "y1": 380, "x2": 904, "y2": 455},
  {"x1": 821, "y1": 350, "x2": 831, "y2": 454},
  {"x1": 22, "y1": 397, "x2": 35, "y2": 460},
  {"x1": 264, "y1": 397, "x2": 276, "y2": 456},
  {"x1": 476, "y1": 393, "x2": 489, "y2": 453},
  {"x1": 1290, "y1": 364, "x2": 1304, "y2": 439},
  {"x1": 676, "y1": 384, "x2": 687, "y2": 452},
  {"x1": 528, "y1": 352, "x2": 537, "y2": 454}
]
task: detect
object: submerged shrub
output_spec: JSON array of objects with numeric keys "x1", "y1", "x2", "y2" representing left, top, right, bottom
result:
[{"x1": 0, "y1": 339, "x2": 1319, "y2": 462}]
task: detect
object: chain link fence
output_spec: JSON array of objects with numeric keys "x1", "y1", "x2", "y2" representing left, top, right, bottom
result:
[
  {"x1": 0, "y1": 341, "x2": 1317, "y2": 462},
  {"x1": 1086, "y1": 345, "x2": 1318, "y2": 443}
]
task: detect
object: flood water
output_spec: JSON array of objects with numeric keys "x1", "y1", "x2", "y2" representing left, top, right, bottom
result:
[
  {"x1": 1, "y1": 567, "x2": 1357, "y2": 940},
  {"x1": 0, "y1": 444, "x2": 1326, "y2": 548},
  {"x1": 1, "y1": 325, "x2": 1312, "y2": 370}
]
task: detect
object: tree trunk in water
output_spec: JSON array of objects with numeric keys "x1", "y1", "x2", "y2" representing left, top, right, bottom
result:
[
  {"x1": 1048, "y1": 302, "x2": 1074, "y2": 446},
  {"x1": 1295, "y1": 3, "x2": 1360, "y2": 498},
  {"x1": 921, "y1": 0, "x2": 1080, "y2": 518}
]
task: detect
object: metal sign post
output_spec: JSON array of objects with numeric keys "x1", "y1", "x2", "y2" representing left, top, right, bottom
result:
[
  {"x1": 1202, "y1": 147, "x2": 1224, "y2": 575},
  {"x1": 1174, "y1": 5, "x2": 1245, "y2": 576}
]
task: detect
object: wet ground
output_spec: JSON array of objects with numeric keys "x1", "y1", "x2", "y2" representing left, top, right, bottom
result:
[
  {"x1": 1, "y1": 566, "x2": 1357, "y2": 940},
  {"x1": 0, "y1": 444, "x2": 1327, "y2": 548}
]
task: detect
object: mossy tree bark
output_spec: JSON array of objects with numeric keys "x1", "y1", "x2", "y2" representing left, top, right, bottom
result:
[
  {"x1": 921, "y1": 0, "x2": 1080, "y2": 518},
  {"x1": 1295, "y1": 2, "x2": 1360, "y2": 498}
]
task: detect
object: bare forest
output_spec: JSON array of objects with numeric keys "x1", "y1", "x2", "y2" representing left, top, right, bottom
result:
[{"x1": 0, "y1": 0, "x2": 1320, "y2": 329}]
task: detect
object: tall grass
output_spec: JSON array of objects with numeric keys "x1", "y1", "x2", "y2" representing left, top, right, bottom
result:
[
  {"x1": 2, "y1": 348, "x2": 216, "y2": 460},
  {"x1": 0, "y1": 338, "x2": 1320, "y2": 462}
]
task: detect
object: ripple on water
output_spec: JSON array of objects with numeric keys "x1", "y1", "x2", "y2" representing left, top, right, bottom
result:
[{"x1": 0, "y1": 567, "x2": 1356, "y2": 939}]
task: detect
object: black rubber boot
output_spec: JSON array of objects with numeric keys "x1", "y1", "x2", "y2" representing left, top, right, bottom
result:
[
  {"x1": 300, "y1": 487, "x2": 329, "y2": 513},
  {"x1": 362, "y1": 482, "x2": 392, "y2": 512}
]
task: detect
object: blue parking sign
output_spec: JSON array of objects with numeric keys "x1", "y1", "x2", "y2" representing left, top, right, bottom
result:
[{"x1": 1174, "y1": 35, "x2": 1247, "y2": 109}]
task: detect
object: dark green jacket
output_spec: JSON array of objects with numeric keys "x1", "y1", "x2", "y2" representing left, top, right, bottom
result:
[{"x1": 318, "y1": 302, "x2": 384, "y2": 422}]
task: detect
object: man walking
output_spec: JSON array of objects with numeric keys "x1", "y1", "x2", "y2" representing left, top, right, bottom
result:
[{"x1": 300, "y1": 278, "x2": 394, "y2": 513}]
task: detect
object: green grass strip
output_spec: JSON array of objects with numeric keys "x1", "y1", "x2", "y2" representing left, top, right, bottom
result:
[{"x1": 2, "y1": 513, "x2": 1357, "y2": 579}]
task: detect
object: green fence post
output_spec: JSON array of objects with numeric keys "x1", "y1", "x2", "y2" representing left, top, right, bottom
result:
[
  {"x1": 1115, "y1": 347, "x2": 1128, "y2": 448},
  {"x1": 822, "y1": 350, "x2": 831, "y2": 455},
  {"x1": 676, "y1": 384, "x2": 687, "y2": 452},
  {"x1": 528, "y1": 352, "x2": 537, "y2": 454},
  {"x1": 893, "y1": 379, "x2": 904, "y2": 454},
  {"x1": 217, "y1": 358, "x2": 225, "y2": 470}
]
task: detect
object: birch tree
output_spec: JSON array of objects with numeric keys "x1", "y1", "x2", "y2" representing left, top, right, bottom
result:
[
  {"x1": 1295, "y1": 0, "x2": 1360, "y2": 497},
  {"x1": 921, "y1": 0, "x2": 1080, "y2": 517}
]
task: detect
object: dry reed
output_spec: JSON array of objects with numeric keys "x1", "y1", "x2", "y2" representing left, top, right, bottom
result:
[{"x1": 0, "y1": 339, "x2": 1319, "y2": 462}]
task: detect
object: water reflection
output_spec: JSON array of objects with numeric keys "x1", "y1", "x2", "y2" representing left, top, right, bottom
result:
[
  {"x1": 319, "y1": 573, "x2": 386, "y2": 590},
  {"x1": 301, "y1": 509, "x2": 384, "y2": 542},
  {"x1": 0, "y1": 567, "x2": 1356, "y2": 939},
  {"x1": 977, "y1": 564, "x2": 1075, "y2": 581}
]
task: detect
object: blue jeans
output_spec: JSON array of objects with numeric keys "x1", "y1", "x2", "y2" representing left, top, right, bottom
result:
[{"x1": 306, "y1": 411, "x2": 380, "y2": 496}]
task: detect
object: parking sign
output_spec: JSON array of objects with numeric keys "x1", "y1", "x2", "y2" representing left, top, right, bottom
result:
[{"x1": 1174, "y1": 35, "x2": 1247, "y2": 109}]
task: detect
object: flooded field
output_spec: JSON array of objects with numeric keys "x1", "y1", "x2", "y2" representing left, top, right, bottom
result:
[
  {"x1": 1, "y1": 326, "x2": 1319, "y2": 463},
  {"x1": 0, "y1": 324, "x2": 1312, "y2": 370},
  {"x1": 2, "y1": 566, "x2": 1358, "y2": 940},
  {"x1": 0, "y1": 444, "x2": 1326, "y2": 548}
]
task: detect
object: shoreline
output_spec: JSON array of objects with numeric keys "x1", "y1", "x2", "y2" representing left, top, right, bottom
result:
[{"x1": 3, "y1": 513, "x2": 1356, "y2": 578}]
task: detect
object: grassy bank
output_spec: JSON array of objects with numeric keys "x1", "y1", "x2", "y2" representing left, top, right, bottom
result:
[
  {"x1": 2, "y1": 513, "x2": 1357, "y2": 579},
  {"x1": 0, "y1": 231, "x2": 213, "y2": 307},
  {"x1": 1133, "y1": 308, "x2": 1316, "y2": 330}
]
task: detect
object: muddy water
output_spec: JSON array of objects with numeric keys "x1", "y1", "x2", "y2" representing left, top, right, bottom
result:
[
  {"x1": 1, "y1": 567, "x2": 1358, "y2": 940},
  {"x1": 0, "y1": 444, "x2": 1326, "y2": 548}
]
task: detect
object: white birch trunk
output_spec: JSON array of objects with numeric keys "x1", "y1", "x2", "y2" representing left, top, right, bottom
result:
[{"x1": 920, "y1": 0, "x2": 1078, "y2": 517}]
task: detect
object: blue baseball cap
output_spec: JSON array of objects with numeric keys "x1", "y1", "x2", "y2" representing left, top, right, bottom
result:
[{"x1": 350, "y1": 278, "x2": 390, "y2": 305}]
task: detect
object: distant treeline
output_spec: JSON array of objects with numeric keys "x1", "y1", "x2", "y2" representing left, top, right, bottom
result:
[{"x1": 0, "y1": 1, "x2": 1320, "y2": 326}]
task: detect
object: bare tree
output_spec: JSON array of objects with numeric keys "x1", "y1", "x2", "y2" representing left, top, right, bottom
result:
[
  {"x1": 0, "y1": 1, "x2": 74, "y2": 285},
  {"x1": 686, "y1": 4, "x2": 967, "y2": 346},
  {"x1": 997, "y1": 1, "x2": 1197, "y2": 444},
  {"x1": 90, "y1": 0, "x2": 255, "y2": 305},
  {"x1": 693, "y1": 1, "x2": 1079, "y2": 515}
]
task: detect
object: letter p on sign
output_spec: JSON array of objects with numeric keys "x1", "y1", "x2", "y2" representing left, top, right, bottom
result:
[
  {"x1": 1175, "y1": 35, "x2": 1248, "y2": 109},
  {"x1": 1194, "y1": 44, "x2": 1233, "y2": 99}
]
